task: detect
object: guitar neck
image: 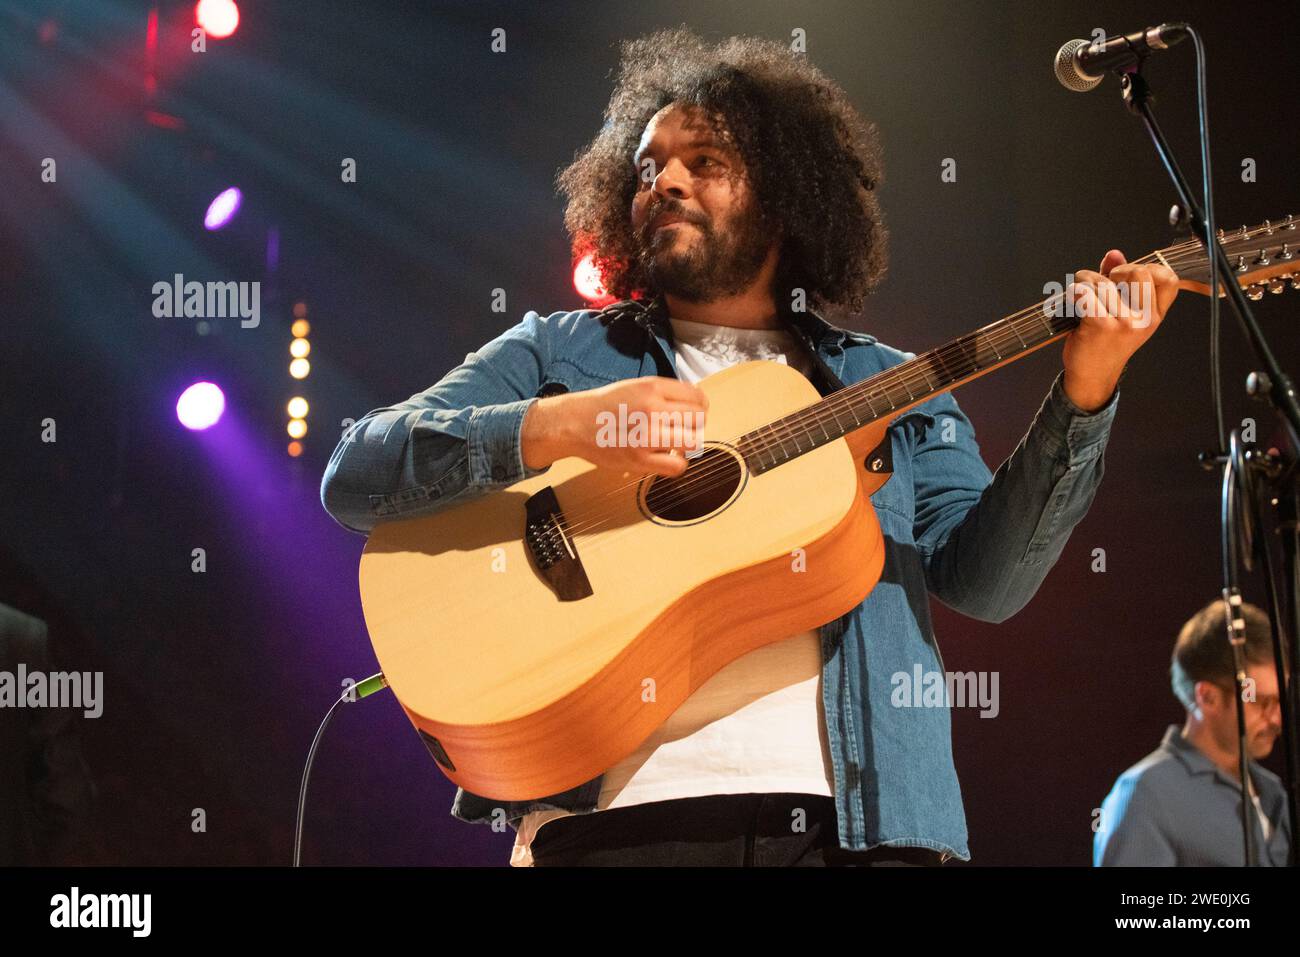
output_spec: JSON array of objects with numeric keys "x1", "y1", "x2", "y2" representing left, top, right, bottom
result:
[
  {"x1": 741, "y1": 294, "x2": 1080, "y2": 474},
  {"x1": 740, "y1": 214, "x2": 1300, "y2": 475}
]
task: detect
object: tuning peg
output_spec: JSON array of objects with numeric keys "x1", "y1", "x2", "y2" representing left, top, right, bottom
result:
[
  {"x1": 1263, "y1": 219, "x2": 1274, "y2": 234},
  {"x1": 1236, "y1": 254, "x2": 1247, "y2": 272},
  {"x1": 1292, "y1": 276, "x2": 1300, "y2": 290},
  {"x1": 1280, "y1": 243, "x2": 1294, "y2": 261},
  {"x1": 1254, "y1": 248, "x2": 1271, "y2": 265},
  {"x1": 1247, "y1": 284, "x2": 1266, "y2": 300},
  {"x1": 1268, "y1": 278, "x2": 1286, "y2": 294},
  {"x1": 1239, "y1": 225, "x2": 1249, "y2": 240},
  {"x1": 1247, "y1": 371, "x2": 1273, "y2": 397},
  {"x1": 1285, "y1": 215, "x2": 1297, "y2": 230}
]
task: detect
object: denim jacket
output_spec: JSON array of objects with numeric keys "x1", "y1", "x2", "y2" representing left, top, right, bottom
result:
[{"x1": 320, "y1": 296, "x2": 1121, "y2": 862}]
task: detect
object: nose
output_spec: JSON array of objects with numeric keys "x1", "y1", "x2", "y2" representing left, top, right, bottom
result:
[{"x1": 652, "y1": 157, "x2": 691, "y2": 201}]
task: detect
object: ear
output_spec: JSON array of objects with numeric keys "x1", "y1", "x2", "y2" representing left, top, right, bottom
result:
[{"x1": 1194, "y1": 679, "x2": 1224, "y2": 712}]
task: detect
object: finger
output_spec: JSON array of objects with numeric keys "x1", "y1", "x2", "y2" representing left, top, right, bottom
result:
[
  {"x1": 1151, "y1": 263, "x2": 1181, "y2": 314},
  {"x1": 643, "y1": 450, "x2": 689, "y2": 477},
  {"x1": 1099, "y1": 249, "x2": 1127, "y2": 277},
  {"x1": 644, "y1": 425, "x2": 702, "y2": 451},
  {"x1": 1070, "y1": 283, "x2": 1099, "y2": 320},
  {"x1": 1070, "y1": 274, "x2": 1120, "y2": 320},
  {"x1": 1122, "y1": 266, "x2": 1157, "y2": 327},
  {"x1": 654, "y1": 378, "x2": 710, "y2": 409},
  {"x1": 651, "y1": 400, "x2": 709, "y2": 424}
]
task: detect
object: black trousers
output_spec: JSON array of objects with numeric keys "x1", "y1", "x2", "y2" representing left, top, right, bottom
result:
[{"x1": 528, "y1": 792, "x2": 945, "y2": 867}]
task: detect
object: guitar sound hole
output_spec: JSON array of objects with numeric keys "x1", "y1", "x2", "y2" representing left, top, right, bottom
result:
[{"x1": 643, "y1": 446, "x2": 744, "y2": 523}]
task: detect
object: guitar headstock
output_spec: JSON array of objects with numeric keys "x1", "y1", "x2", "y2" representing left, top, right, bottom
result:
[{"x1": 1161, "y1": 215, "x2": 1300, "y2": 299}]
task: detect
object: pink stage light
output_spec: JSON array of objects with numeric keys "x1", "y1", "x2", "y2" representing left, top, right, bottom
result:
[
  {"x1": 204, "y1": 187, "x2": 242, "y2": 231},
  {"x1": 195, "y1": 0, "x2": 239, "y2": 39},
  {"x1": 176, "y1": 382, "x2": 226, "y2": 431}
]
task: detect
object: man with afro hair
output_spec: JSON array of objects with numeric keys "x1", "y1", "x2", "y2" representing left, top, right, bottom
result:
[{"x1": 322, "y1": 27, "x2": 1180, "y2": 866}]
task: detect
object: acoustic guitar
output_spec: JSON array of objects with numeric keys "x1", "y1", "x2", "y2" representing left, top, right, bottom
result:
[{"x1": 358, "y1": 217, "x2": 1296, "y2": 800}]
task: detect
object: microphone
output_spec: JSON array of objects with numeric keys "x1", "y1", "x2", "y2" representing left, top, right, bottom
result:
[{"x1": 1054, "y1": 23, "x2": 1190, "y2": 92}]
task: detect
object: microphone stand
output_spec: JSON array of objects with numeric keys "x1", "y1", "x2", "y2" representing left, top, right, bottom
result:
[{"x1": 1116, "y1": 45, "x2": 1300, "y2": 866}]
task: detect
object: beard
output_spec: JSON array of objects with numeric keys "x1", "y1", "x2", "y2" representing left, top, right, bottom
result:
[{"x1": 635, "y1": 196, "x2": 773, "y2": 303}]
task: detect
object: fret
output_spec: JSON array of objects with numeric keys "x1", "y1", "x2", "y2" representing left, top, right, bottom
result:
[
  {"x1": 916, "y1": 360, "x2": 936, "y2": 391},
  {"x1": 739, "y1": 221, "x2": 1297, "y2": 479},
  {"x1": 1037, "y1": 303, "x2": 1055, "y2": 336},
  {"x1": 827, "y1": 402, "x2": 848, "y2": 435}
]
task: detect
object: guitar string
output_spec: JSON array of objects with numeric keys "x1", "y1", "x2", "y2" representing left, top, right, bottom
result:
[
  {"x1": 548, "y1": 225, "x2": 1292, "y2": 546},
  {"x1": 538, "y1": 253, "x2": 1162, "y2": 542},
  {"x1": 585, "y1": 219, "x2": 1294, "y2": 527},
  {"x1": 531, "y1": 227, "x2": 1290, "y2": 548},
  {"x1": 542, "y1": 233, "x2": 1278, "y2": 547}
]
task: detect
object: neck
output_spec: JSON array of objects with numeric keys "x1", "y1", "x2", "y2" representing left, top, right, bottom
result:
[
  {"x1": 664, "y1": 290, "x2": 778, "y2": 330},
  {"x1": 1183, "y1": 717, "x2": 1242, "y2": 779},
  {"x1": 736, "y1": 286, "x2": 1084, "y2": 475}
]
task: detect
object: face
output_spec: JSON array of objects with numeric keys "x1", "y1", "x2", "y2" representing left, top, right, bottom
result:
[
  {"x1": 1200, "y1": 663, "x2": 1282, "y2": 761},
  {"x1": 629, "y1": 102, "x2": 776, "y2": 302}
]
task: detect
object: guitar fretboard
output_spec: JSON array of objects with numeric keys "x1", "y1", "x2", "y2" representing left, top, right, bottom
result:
[
  {"x1": 734, "y1": 217, "x2": 1296, "y2": 474},
  {"x1": 738, "y1": 296, "x2": 1080, "y2": 474}
]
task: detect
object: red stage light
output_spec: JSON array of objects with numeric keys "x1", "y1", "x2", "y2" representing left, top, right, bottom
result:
[
  {"x1": 573, "y1": 252, "x2": 613, "y2": 304},
  {"x1": 195, "y1": 0, "x2": 239, "y2": 39}
]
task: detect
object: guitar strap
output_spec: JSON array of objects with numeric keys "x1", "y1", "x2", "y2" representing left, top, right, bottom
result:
[
  {"x1": 774, "y1": 303, "x2": 849, "y2": 398},
  {"x1": 606, "y1": 293, "x2": 848, "y2": 399}
]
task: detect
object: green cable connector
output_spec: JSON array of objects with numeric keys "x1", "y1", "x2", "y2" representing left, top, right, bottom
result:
[{"x1": 353, "y1": 673, "x2": 388, "y2": 699}]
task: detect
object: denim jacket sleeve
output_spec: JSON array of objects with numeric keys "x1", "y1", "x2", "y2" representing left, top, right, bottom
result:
[
  {"x1": 912, "y1": 367, "x2": 1121, "y2": 623},
  {"x1": 320, "y1": 311, "x2": 556, "y2": 534}
]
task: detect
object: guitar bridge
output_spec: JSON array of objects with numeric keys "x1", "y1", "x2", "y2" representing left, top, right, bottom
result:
[{"x1": 523, "y1": 486, "x2": 593, "y2": 601}]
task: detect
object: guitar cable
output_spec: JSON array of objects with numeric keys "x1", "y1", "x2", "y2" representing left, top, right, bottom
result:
[{"x1": 293, "y1": 672, "x2": 389, "y2": 867}]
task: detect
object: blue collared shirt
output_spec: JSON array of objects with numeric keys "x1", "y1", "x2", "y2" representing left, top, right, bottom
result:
[
  {"x1": 1094, "y1": 724, "x2": 1292, "y2": 866},
  {"x1": 321, "y1": 298, "x2": 1121, "y2": 861}
]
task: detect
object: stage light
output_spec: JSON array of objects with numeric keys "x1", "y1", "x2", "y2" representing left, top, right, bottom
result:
[
  {"x1": 286, "y1": 397, "x2": 309, "y2": 419},
  {"x1": 195, "y1": 0, "x2": 239, "y2": 39},
  {"x1": 289, "y1": 358, "x2": 310, "y2": 379},
  {"x1": 573, "y1": 252, "x2": 608, "y2": 302},
  {"x1": 176, "y1": 382, "x2": 225, "y2": 431},
  {"x1": 287, "y1": 441, "x2": 303, "y2": 458},
  {"x1": 289, "y1": 338, "x2": 311, "y2": 359},
  {"x1": 287, "y1": 418, "x2": 307, "y2": 439},
  {"x1": 204, "y1": 187, "x2": 242, "y2": 231},
  {"x1": 291, "y1": 319, "x2": 310, "y2": 338}
]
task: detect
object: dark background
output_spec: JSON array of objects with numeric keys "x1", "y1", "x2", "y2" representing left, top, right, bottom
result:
[{"x1": 1, "y1": 0, "x2": 1296, "y2": 865}]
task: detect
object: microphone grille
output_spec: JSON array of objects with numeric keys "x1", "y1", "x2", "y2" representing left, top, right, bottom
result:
[{"x1": 1054, "y1": 38, "x2": 1103, "y2": 92}]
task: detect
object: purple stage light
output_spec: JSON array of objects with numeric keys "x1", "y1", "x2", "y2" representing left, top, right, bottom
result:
[
  {"x1": 176, "y1": 382, "x2": 226, "y2": 430},
  {"x1": 204, "y1": 187, "x2": 242, "y2": 230}
]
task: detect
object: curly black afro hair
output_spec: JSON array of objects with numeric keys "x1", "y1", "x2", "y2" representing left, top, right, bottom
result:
[{"x1": 556, "y1": 26, "x2": 888, "y2": 316}]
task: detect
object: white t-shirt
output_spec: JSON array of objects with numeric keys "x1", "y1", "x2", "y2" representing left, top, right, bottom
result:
[{"x1": 509, "y1": 315, "x2": 835, "y2": 866}]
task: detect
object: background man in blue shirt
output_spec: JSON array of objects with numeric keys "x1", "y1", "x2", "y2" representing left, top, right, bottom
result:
[{"x1": 1094, "y1": 600, "x2": 1291, "y2": 866}]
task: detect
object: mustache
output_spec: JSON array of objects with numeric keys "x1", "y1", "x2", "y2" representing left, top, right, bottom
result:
[{"x1": 642, "y1": 202, "x2": 707, "y2": 239}]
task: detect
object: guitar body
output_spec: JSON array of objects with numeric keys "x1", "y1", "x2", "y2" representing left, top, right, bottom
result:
[{"x1": 359, "y1": 360, "x2": 892, "y2": 800}]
